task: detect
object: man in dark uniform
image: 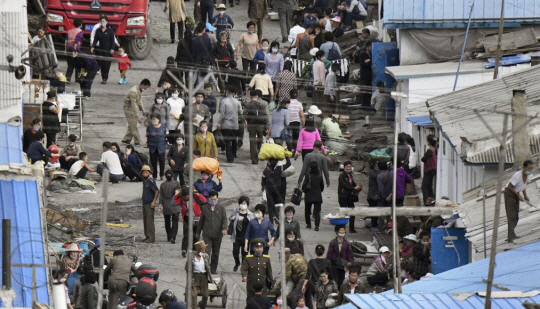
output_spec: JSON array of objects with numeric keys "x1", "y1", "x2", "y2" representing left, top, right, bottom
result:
[
  {"x1": 241, "y1": 238, "x2": 273, "y2": 300},
  {"x1": 245, "y1": 282, "x2": 272, "y2": 309}
]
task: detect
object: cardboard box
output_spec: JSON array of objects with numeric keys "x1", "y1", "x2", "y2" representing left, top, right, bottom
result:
[{"x1": 405, "y1": 196, "x2": 420, "y2": 206}]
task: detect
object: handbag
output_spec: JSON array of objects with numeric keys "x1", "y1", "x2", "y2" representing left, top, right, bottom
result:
[
  {"x1": 227, "y1": 218, "x2": 234, "y2": 236},
  {"x1": 280, "y1": 127, "x2": 292, "y2": 142},
  {"x1": 352, "y1": 3, "x2": 360, "y2": 14},
  {"x1": 291, "y1": 187, "x2": 303, "y2": 205}
]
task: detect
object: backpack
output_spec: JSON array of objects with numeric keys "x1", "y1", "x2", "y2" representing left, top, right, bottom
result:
[
  {"x1": 135, "y1": 151, "x2": 151, "y2": 171},
  {"x1": 245, "y1": 101, "x2": 267, "y2": 125},
  {"x1": 327, "y1": 43, "x2": 340, "y2": 61}
]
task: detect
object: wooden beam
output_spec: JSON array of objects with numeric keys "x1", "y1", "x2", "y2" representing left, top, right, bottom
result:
[{"x1": 339, "y1": 207, "x2": 455, "y2": 217}]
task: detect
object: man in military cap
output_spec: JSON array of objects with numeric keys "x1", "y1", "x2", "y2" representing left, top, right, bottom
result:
[{"x1": 241, "y1": 238, "x2": 273, "y2": 300}]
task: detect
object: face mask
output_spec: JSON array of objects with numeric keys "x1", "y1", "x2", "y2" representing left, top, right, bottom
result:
[
  {"x1": 276, "y1": 300, "x2": 283, "y2": 306},
  {"x1": 525, "y1": 171, "x2": 533, "y2": 175},
  {"x1": 254, "y1": 250, "x2": 262, "y2": 256},
  {"x1": 239, "y1": 204, "x2": 248, "y2": 210},
  {"x1": 338, "y1": 233, "x2": 346, "y2": 237},
  {"x1": 177, "y1": 140, "x2": 184, "y2": 145},
  {"x1": 101, "y1": 22, "x2": 107, "y2": 28},
  {"x1": 255, "y1": 212, "x2": 262, "y2": 219},
  {"x1": 152, "y1": 119, "x2": 159, "y2": 125},
  {"x1": 209, "y1": 201, "x2": 217, "y2": 206},
  {"x1": 200, "y1": 127, "x2": 207, "y2": 133},
  {"x1": 33, "y1": 126, "x2": 40, "y2": 131},
  {"x1": 262, "y1": 46, "x2": 268, "y2": 51},
  {"x1": 202, "y1": 174, "x2": 209, "y2": 180},
  {"x1": 156, "y1": 99, "x2": 163, "y2": 104},
  {"x1": 220, "y1": 10, "x2": 225, "y2": 15},
  {"x1": 68, "y1": 142, "x2": 74, "y2": 146},
  {"x1": 286, "y1": 215, "x2": 293, "y2": 220},
  {"x1": 272, "y1": 48, "x2": 278, "y2": 53},
  {"x1": 345, "y1": 169, "x2": 353, "y2": 173},
  {"x1": 172, "y1": 93, "x2": 179, "y2": 99},
  {"x1": 287, "y1": 236, "x2": 295, "y2": 241},
  {"x1": 248, "y1": 30, "x2": 254, "y2": 34},
  {"x1": 196, "y1": 99, "x2": 203, "y2": 104},
  {"x1": 126, "y1": 150, "x2": 131, "y2": 155},
  {"x1": 420, "y1": 241, "x2": 427, "y2": 245}
]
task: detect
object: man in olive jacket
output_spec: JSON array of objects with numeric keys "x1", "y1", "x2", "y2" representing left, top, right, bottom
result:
[{"x1": 196, "y1": 191, "x2": 227, "y2": 274}]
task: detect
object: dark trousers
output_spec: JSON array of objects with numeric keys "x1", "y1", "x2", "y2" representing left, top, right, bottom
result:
[
  {"x1": 30, "y1": 155, "x2": 49, "y2": 164},
  {"x1": 65, "y1": 56, "x2": 80, "y2": 82},
  {"x1": 107, "y1": 279, "x2": 128, "y2": 309},
  {"x1": 97, "y1": 164, "x2": 124, "y2": 182},
  {"x1": 339, "y1": 195, "x2": 356, "y2": 230},
  {"x1": 164, "y1": 213, "x2": 180, "y2": 241},
  {"x1": 45, "y1": 132, "x2": 56, "y2": 148},
  {"x1": 59, "y1": 156, "x2": 77, "y2": 170},
  {"x1": 266, "y1": 189, "x2": 281, "y2": 223},
  {"x1": 173, "y1": 170, "x2": 185, "y2": 185},
  {"x1": 143, "y1": 203, "x2": 155, "y2": 242},
  {"x1": 182, "y1": 217, "x2": 199, "y2": 251},
  {"x1": 287, "y1": 121, "x2": 301, "y2": 155},
  {"x1": 170, "y1": 21, "x2": 184, "y2": 41},
  {"x1": 123, "y1": 165, "x2": 142, "y2": 181},
  {"x1": 305, "y1": 202, "x2": 321, "y2": 227},
  {"x1": 74, "y1": 166, "x2": 88, "y2": 179},
  {"x1": 344, "y1": 11, "x2": 366, "y2": 26},
  {"x1": 96, "y1": 51, "x2": 112, "y2": 81},
  {"x1": 200, "y1": 3, "x2": 214, "y2": 23},
  {"x1": 221, "y1": 129, "x2": 238, "y2": 162},
  {"x1": 237, "y1": 122, "x2": 245, "y2": 148},
  {"x1": 232, "y1": 240, "x2": 247, "y2": 265},
  {"x1": 81, "y1": 67, "x2": 98, "y2": 97},
  {"x1": 504, "y1": 188, "x2": 520, "y2": 240},
  {"x1": 301, "y1": 149, "x2": 313, "y2": 161},
  {"x1": 242, "y1": 58, "x2": 256, "y2": 72},
  {"x1": 150, "y1": 150, "x2": 165, "y2": 178},
  {"x1": 248, "y1": 127, "x2": 264, "y2": 164},
  {"x1": 332, "y1": 265, "x2": 346, "y2": 287},
  {"x1": 421, "y1": 170, "x2": 436, "y2": 204},
  {"x1": 367, "y1": 198, "x2": 378, "y2": 228},
  {"x1": 203, "y1": 235, "x2": 223, "y2": 273}
]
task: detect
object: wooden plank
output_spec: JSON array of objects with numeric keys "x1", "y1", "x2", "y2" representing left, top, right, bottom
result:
[
  {"x1": 339, "y1": 206, "x2": 455, "y2": 216},
  {"x1": 480, "y1": 28, "x2": 538, "y2": 52}
]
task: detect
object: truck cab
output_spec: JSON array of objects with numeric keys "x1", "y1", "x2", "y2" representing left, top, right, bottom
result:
[{"x1": 45, "y1": 0, "x2": 153, "y2": 60}]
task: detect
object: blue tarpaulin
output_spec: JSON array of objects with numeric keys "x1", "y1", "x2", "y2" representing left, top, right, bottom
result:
[
  {"x1": 0, "y1": 179, "x2": 50, "y2": 307},
  {"x1": 408, "y1": 115, "x2": 433, "y2": 127}
]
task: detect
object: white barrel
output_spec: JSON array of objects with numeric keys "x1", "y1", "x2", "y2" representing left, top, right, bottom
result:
[{"x1": 52, "y1": 283, "x2": 68, "y2": 309}]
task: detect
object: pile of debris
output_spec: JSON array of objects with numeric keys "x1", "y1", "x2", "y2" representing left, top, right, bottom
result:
[{"x1": 47, "y1": 177, "x2": 96, "y2": 194}]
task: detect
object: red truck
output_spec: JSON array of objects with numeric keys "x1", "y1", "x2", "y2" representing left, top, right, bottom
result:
[{"x1": 45, "y1": 0, "x2": 153, "y2": 60}]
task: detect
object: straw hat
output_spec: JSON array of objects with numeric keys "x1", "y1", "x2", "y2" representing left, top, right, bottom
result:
[
  {"x1": 216, "y1": 3, "x2": 226, "y2": 10},
  {"x1": 141, "y1": 165, "x2": 152, "y2": 172},
  {"x1": 65, "y1": 243, "x2": 82, "y2": 252},
  {"x1": 194, "y1": 240, "x2": 208, "y2": 251}
]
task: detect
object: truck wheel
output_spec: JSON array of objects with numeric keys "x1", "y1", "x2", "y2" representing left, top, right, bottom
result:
[{"x1": 128, "y1": 26, "x2": 153, "y2": 60}]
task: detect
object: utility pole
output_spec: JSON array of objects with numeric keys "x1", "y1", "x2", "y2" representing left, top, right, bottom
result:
[
  {"x1": 97, "y1": 170, "x2": 109, "y2": 309},
  {"x1": 493, "y1": 0, "x2": 505, "y2": 79},
  {"x1": 279, "y1": 205, "x2": 287, "y2": 309}
]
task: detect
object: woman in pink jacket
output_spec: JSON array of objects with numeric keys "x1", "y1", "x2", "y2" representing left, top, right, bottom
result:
[{"x1": 295, "y1": 118, "x2": 326, "y2": 161}]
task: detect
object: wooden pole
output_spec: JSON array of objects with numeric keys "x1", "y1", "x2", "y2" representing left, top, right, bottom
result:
[
  {"x1": 97, "y1": 170, "x2": 109, "y2": 308},
  {"x1": 391, "y1": 97, "x2": 401, "y2": 293},
  {"x1": 280, "y1": 205, "x2": 287, "y2": 309},
  {"x1": 484, "y1": 114, "x2": 508, "y2": 309},
  {"x1": 493, "y1": 0, "x2": 505, "y2": 79},
  {"x1": 186, "y1": 70, "x2": 195, "y2": 309}
]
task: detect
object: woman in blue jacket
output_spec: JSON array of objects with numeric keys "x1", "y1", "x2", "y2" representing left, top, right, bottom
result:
[{"x1": 146, "y1": 113, "x2": 167, "y2": 180}]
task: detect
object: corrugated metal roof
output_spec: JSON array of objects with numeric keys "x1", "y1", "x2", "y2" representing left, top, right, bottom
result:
[
  {"x1": 0, "y1": 179, "x2": 50, "y2": 307},
  {"x1": 0, "y1": 122, "x2": 23, "y2": 165},
  {"x1": 383, "y1": 240, "x2": 540, "y2": 294},
  {"x1": 0, "y1": 0, "x2": 29, "y2": 110},
  {"x1": 340, "y1": 293, "x2": 540, "y2": 309},
  {"x1": 458, "y1": 176, "x2": 540, "y2": 260},
  {"x1": 466, "y1": 133, "x2": 540, "y2": 163},
  {"x1": 383, "y1": 0, "x2": 540, "y2": 29},
  {"x1": 425, "y1": 64, "x2": 540, "y2": 157}
]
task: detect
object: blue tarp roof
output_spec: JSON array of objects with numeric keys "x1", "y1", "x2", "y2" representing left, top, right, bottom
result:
[
  {"x1": 0, "y1": 123, "x2": 23, "y2": 165},
  {"x1": 384, "y1": 240, "x2": 540, "y2": 294},
  {"x1": 408, "y1": 115, "x2": 433, "y2": 127},
  {"x1": 383, "y1": 0, "x2": 540, "y2": 29},
  {"x1": 339, "y1": 293, "x2": 540, "y2": 309},
  {"x1": 0, "y1": 179, "x2": 49, "y2": 307}
]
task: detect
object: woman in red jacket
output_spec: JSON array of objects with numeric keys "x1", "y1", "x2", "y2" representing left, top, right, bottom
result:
[{"x1": 173, "y1": 186, "x2": 206, "y2": 257}]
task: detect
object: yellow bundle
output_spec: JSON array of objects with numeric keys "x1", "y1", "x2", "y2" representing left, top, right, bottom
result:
[{"x1": 258, "y1": 143, "x2": 293, "y2": 160}]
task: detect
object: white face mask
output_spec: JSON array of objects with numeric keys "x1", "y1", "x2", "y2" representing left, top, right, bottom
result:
[
  {"x1": 239, "y1": 204, "x2": 248, "y2": 210},
  {"x1": 255, "y1": 212, "x2": 262, "y2": 219},
  {"x1": 262, "y1": 46, "x2": 269, "y2": 51},
  {"x1": 177, "y1": 140, "x2": 184, "y2": 145},
  {"x1": 172, "y1": 93, "x2": 179, "y2": 99},
  {"x1": 152, "y1": 119, "x2": 159, "y2": 125},
  {"x1": 271, "y1": 48, "x2": 278, "y2": 53},
  {"x1": 287, "y1": 236, "x2": 295, "y2": 241},
  {"x1": 101, "y1": 22, "x2": 107, "y2": 28},
  {"x1": 156, "y1": 99, "x2": 163, "y2": 104},
  {"x1": 338, "y1": 233, "x2": 346, "y2": 237},
  {"x1": 200, "y1": 127, "x2": 207, "y2": 133},
  {"x1": 220, "y1": 10, "x2": 225, "y2": 15},
  {"x1": 125, "y1": 149, "x2": 131, "y2": 155}
]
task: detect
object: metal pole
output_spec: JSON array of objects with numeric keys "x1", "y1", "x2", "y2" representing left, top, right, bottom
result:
[
  {"x1": 482, "y1": 165, "x2": 487, "y2": 258},
  {"x1": 484, "y1": 114, "x2": 508, "y2": 309},
  {"x1": 186, "y1": 70, "x2": 195, "y2": 309},
  {"x1": 2, "y1": 219, "x2": 11, "y2": 290},
  {"x1": 280, "y1": 205, "x2": 287, "y2": 309},
  {"x1": 453, "y1": 0, "x2": 475, "y2": 91},
  {"x1": 391, "y1": 97, "x2": 401, "y2": 293},
  {"x1": 493, "y1": 0, "x2": 505, "y2": 80},
  {"x1": 97, "y1": 170, "x2": 109, "y2": 308},
  {"x1": 32, "y1": 266, "x2": 36, "y2": 304}
]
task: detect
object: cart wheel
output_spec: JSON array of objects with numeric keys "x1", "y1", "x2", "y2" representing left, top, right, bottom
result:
[{"x1": 221, "y1": 284, "x2": 228, "y2": 308}]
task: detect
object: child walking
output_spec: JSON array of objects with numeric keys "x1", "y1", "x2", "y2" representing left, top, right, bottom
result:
[{"x1": 114, "y1": 47, "x2": 132, "y2": 84}]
